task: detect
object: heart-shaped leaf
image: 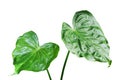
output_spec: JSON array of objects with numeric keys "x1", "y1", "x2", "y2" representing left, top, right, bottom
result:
[
  {"x1": 62, "y1": 10, "x2": 112, "y2": 66},
  {"x1": 12, "y1": 31, "x2": 59, "y2": 74}
]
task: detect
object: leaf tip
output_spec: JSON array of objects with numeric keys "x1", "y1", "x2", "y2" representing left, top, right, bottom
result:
[
  {"x1": 108, "y1": 59, "x2": 112, "y2": 67},
  {"x1": 10, "y1": 72, "x2": 18, "y2": 76}
]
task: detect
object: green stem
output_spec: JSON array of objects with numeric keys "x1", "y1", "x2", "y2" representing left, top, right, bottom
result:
[
  {"x1": 60, "y1": 50, "x2": 70, "y2": 80},
  {"x1": 47, "y1": 69, "x2": 52, "y2": 80}
]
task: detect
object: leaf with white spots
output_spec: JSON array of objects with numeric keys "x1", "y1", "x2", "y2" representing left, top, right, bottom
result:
[{"x1": 62, "y1": 10, "x2": 111, "y2": 66}]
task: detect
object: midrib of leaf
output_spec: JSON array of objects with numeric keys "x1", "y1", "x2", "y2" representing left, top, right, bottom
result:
[
  {"x1": 15, "y1": 46, "x2": 41, "y2": 73},
  {"x1": 15, "y1": 53, "x2": 34, "y2": 73}
]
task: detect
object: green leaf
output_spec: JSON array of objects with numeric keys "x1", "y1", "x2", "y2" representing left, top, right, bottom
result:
[
  {"x1": 12, "y1": 31, "x2": 59, "y2": 74},
  {"x1": 62, "y1": 10, "x2": 112, "y2": 66}
]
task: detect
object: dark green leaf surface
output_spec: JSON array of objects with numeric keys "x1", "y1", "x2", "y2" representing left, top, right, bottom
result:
[
  {"x1": 12, "y1": 31, "x2": 59, "y2": 74},
  {"x1": 62, "y1": 10, "x2": 111, "y2": 66}
]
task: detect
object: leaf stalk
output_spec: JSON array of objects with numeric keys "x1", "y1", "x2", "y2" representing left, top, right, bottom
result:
[
  {"x1": 60, "y1": 50, "x2": 70, "y2": 80},
  {"x1": 47, "y1": 69, "x2": 52, "y2": 80}
]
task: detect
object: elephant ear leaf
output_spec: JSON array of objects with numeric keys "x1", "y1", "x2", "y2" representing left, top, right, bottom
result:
[
  {"x1": 62, "y1": 10, "x2": 112, "y2": 67},
  {"x1": 12, "y1": 31, "x2": 59, "y2": 74}
]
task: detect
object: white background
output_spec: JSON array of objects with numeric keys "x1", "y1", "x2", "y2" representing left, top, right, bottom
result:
[{"x1": 0, "y1": 0, "x2": 120, "y2": 80}]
